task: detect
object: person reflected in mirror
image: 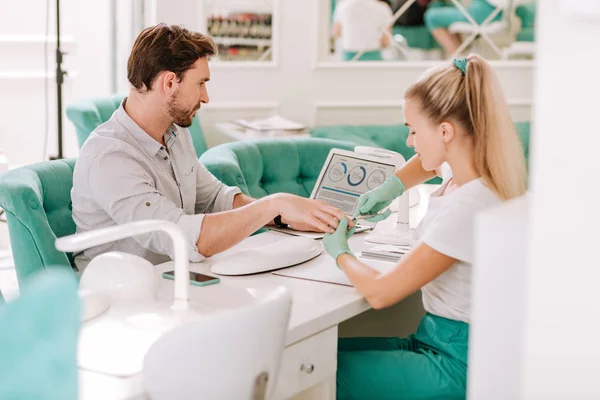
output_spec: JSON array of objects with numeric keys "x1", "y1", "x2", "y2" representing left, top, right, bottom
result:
[
  {"x1": 425, "y1": 0, "x2": 506, "y2": 55},
  {"x1": 332, "y1": 0, "x2": 394, "y2": 61}
]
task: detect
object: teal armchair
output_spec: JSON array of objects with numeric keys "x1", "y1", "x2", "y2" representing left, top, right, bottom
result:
[
  {"x1": 200, "y1": 138, "x2": 356, "y2": 198},
  {"x1": 66, "y1": 94, "x2": 209, "y2": 157},
  {"x1": 0, "y1": 159, "x2": 77, "y2": 283},
  {"x1": 0, "y1": 268, "x2": 80, "y2": 400}
]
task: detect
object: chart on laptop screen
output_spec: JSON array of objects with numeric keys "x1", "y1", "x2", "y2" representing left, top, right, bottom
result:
[{"x1": 314, "y1": 154, "x2": 396, "y2": 215}]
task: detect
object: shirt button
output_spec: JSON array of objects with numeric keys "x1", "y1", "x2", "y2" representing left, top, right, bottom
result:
[
  {"x1": 164, "y1": 156, "x2": 168, "y2": 160},
  {"x1": 160, "y1": 146, "x2": 164, "y2": 151},
  {"x1": 236, "y1": 177, "x2": 244, "y2": 184}
]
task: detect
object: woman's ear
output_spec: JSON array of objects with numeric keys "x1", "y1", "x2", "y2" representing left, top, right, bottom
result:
[{"x1": 440, "y1": 121, "x2": 455, "y2": 144}]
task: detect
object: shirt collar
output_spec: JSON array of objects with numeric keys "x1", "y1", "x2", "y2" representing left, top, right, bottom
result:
[
  {"x1": 116, "y1": 97, "x2": 166, "y2": 157},
  {"x1": 164, "y1": 125, "x2": 179, "y2": 151}
]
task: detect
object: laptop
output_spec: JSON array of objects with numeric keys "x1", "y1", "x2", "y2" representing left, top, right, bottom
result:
[{"x1": 271, "y1": 148, "x2": 401, "y2": 239}]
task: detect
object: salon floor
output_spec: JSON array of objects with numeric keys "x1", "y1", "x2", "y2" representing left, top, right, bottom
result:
[{"x1": 0, "y1": 185, "x2": 440, "y2": 302}]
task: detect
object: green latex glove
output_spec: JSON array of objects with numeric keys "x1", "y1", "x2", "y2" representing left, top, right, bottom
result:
[
  {"x1": 354, "y1": 175, "x2": 405, "y2": 222},
  {"x1": 323, "y1": 218, "x2": 357, "y2": 267}
]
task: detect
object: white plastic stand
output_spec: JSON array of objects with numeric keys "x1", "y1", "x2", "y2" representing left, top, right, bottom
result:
[{"x1": 364, "y1": 191, "x2": 415, "y2": 246}]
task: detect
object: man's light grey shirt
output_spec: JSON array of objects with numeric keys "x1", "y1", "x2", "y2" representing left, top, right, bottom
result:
[{"x1": 71, "y1": 99, "x2": 241, "y2": 270}]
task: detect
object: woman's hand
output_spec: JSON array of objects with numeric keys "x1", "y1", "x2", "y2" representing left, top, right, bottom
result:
[
  {"x1": 353, "y1": 175, "x2": 405, "y2": 222},
  {"x1": 322, "y1": 218, "x2": 357, "y2": 266}
]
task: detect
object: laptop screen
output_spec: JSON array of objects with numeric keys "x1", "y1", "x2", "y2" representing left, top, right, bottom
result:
[{"x1": 313, "y1": 153, "x2": 396, "y2": 215}]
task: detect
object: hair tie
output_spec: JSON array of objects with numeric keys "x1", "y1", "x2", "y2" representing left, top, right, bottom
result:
[{"x1": 452, "y1": 58, "x2": 467, "y2": 76}]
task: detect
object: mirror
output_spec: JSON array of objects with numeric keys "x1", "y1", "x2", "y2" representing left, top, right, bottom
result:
[
  {"x1": 326, "y1": 0, "x2": 536, "y2": 62},
  {"x1": 202, "y1": 0, "x2": 275, "y2": 62}
]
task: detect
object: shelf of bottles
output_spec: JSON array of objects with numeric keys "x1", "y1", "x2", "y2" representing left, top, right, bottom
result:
[{"x1": 207, "y1": 12, "x2": 273, "y2": 61}]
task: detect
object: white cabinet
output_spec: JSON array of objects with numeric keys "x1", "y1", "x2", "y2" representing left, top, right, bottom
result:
[{"x1": 273, "y1": 326, "x2": 337, "y2": 400}]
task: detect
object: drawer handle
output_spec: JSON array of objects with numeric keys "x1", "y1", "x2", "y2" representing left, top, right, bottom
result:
[{"x1": 300, "y1": 363, "x2": 315, "y2": 374}]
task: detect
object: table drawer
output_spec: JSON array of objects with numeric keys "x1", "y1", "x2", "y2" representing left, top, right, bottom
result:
[{"x1": 273, "y1": 326, "x2": 337, "y2": 400}]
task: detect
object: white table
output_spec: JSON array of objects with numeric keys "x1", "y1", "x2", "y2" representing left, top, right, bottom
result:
[
  {"x1": 78, "y1": 232, "x2": 385, "y2": 400},
  {"x1": 215, "y1": 121, "x2": 311, "y2": 142},
  {"x1": 78, "y1": 187, "x2": 439, "y2": 400}
]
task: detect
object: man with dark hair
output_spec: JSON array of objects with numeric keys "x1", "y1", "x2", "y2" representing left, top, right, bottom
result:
[{"x1": 71, "y1": 23, "x2": 350, "y2": 270}]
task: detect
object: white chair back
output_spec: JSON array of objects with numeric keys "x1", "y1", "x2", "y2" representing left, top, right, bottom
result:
[{"x1": 142, "y1": 286, "x2": 292, "y2": 400}]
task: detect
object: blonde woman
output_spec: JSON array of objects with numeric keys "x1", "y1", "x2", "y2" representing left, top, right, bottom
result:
[{"x1": 323, "y1": 54, "x2": 526, "y2": 399}]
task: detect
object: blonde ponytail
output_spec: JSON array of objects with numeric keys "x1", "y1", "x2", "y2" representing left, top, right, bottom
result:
[{"x1": 405, "y1": 54, "x2": 526, "y2": 200}]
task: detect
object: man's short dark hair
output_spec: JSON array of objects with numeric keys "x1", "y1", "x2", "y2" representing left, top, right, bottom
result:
[{"x1": 127, "y1": 23, "x2": 216, "y2": 92}]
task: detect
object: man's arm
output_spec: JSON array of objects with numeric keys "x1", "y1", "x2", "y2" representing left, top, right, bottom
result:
[
  {"x1": 232, "y1": 193, "x2": 281, "y2": 226},
  {"x1": 231, "y1": 192, "x2": 354, "y2": 232},
  {"x1": 195, "y1": 162, "x2": 242, "y2": 214},
  {"x1": 197, "y1": 193, "x2": 350, "y2": 257},
  {"x1": 197, "y1": 195, "x2": 279, "y2": 257},
  {"x1": 233, "y1": 193, "x2": 254, "y2": 209}
]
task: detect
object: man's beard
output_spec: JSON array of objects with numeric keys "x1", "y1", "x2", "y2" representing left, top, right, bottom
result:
[{"x1": 167, "y1": 96, "x2": 199, "y2": 128}]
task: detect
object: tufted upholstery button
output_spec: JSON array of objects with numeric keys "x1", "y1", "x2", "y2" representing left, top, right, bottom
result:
[
  {"x1": 236, "y1": 177, "x2": 244, "y2": 185},
  {"x1": 29, "y1": 201, "x2": 38, "y2": 210},
  {"x1": 296, "y1": 177, "x2": 303, "y2": 184}
]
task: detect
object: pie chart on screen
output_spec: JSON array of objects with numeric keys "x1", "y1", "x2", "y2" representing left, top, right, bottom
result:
[
  {"x1": 367, "y1": 170, "x2": 386, "y2": 190},
  {"x1": 328, "y1": 162, "x2": 347, "y2": 182},
  {"x1": 348, "y1": 166, "x2": 366, "y2": 187}
]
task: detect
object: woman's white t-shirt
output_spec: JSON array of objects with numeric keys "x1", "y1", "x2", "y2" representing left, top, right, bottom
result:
[
  {"x1": 412, "y1": 163, "x2": 501, "y2": 323},
  {"x1": 333, "y1": 0, "x2": 393, "y2": 52}
]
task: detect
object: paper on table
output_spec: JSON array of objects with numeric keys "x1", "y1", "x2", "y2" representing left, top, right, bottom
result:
[
  {"x1": 360, "y1": 244, "x2": 412, "y2": 262},
  {"x1": 235, "y1": 115, "x2": 305, "y2": 131},
  {"x1": 366, "y1": 244, "x2": 411, "y2": 254},
  {"x1": 272, "y1": 252, "x2": 396, "y2": 287}
]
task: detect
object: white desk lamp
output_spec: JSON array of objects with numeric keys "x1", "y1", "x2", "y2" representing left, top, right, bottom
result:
[
  {"x1": 354, "y1": 146, "x2": 415, "y2": 246},
  {"x1": 56, "y1": 220, "x2": 201, "y2": 377}
]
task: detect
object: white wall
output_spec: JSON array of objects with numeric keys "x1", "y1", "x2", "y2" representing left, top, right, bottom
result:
[
  {"x1": 522, "y1": 1, "x2": 600, "y2": 398},
  {"x1": 0, "y1": 0, "x2": 112, "y2": 166},
  {"x1": 0, "y1": 0, "x2": 534, "y2": 166},
  {"x1": 151, "y1": 0, "x2": 534, "y2": 149},
  {"x1": 468, "y1": 1, "x2": 600, "y2": 399}
]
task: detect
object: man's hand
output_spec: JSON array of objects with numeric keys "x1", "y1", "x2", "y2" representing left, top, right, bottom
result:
[{"x1": 274, "y1": 194, "x2": 353, "y2": 233}]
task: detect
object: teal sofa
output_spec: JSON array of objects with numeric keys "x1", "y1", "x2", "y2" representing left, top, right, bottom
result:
[
  {"x1": 200, "y1": 138, "x2": 356, "y2": 198},
  {"x1": 66, "y1": 94, "x2": 209, "y2": 158},
  {"x1": 310, "y1": 121, "x2": 531, "y2": 161}
]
